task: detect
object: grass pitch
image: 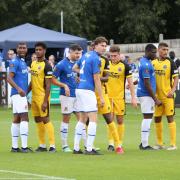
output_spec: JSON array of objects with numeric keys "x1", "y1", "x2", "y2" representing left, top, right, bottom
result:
[{"x1": 0, "y1": 105, "x2": 180, "y2": 180}]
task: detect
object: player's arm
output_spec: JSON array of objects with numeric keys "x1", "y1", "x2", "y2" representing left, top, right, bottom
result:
[
  {"x1": 101, "y1": 71, "x2": 109, "y2": 82},
  {"x1": 167, "y1": 61, "x2": 179, "y2": 98},
  {"x1": 51, "y1": 76, "x2": 70, "y2": 96},
  {"x1": 7, "y1": 63, "x2": 26, "y2": 97},
  {"x1": 127, "y1": 77, "x2": 137, "y2": 107},
  {"x1": 144, "y1": 78, "x2": 161, "y2": 106},
  {"x1": 94, "y1": 73, "x2": 104, "y2": 107},
  {"x1": 42, "y1": 63, "x2": 52, "y2": 112}
]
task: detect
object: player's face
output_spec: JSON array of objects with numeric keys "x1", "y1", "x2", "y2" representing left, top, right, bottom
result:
[
  {"x1": 148, "y1": 48, "x2": 157, "y2": 60},
  {"x1": 158, "y1": 46, "x2": 169, "y2": 59},
  {"x1": 35, "y1": 46, "x2": 46, "y2": 59},
  {"x1": 69, "y1": 50, "x2": 82, "y2": 61},
  {"x1": 95, "y1": 42, "x2": 107, "y2": 55},
  {"x1": 16, "y1": 44, "x2": 27, "y2": 58},
  {"x1": 110, "y1": 52, "x2": 120, "y2": 64}
]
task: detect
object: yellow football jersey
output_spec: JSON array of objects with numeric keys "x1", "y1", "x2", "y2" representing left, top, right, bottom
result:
[
  {"x1": 152, "y1": 58, "x2": 178, "y2": 99},
  {"x1": 31, "y1": 60, "x2": 53, "y2": 97},
  {"x1": 107, "y1": 61, "x2": 132, "y2": 99}
]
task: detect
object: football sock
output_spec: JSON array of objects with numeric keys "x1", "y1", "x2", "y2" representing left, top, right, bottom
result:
[
  {"x1": 44, "y1": 121, "x2": 55, "y2": 147},
  {"x1": 107, "y1": 124, "x2": 114, "y2": 146},
  {"x1": 86, "y1": 122, "x2": 97, "y2": 152},
  {"x1": 37, "y1": 122, "x2": 46, "y2": 146},
  {"x1": 168, "y1": 121, "x2": 176, "y2": 146},
  {"x1": 11, "y1": 123, "x2": 20, "y2": 148},
  {"x1": 74, "y1": 121, "x2": 84, "y2": 151},
  {"x1": 108, "y1": 122, "x2": 120, "y2": 147},
  {"x1": 20, "y1": 121, "x2": 28, "y2": 148},
  {"x1": 82, "y1": 126, "x2": 87, "y2": 147},
  {"x1": 155, "y1": 121, "x2": 163, "y2": 145},
  {"x1": 141, "y1": 119, "x2": 152, "y2": 147},
  {"x1": 117, "y1": 123, "x2": 125, "y2": 146},
  {"x1": 60, "y1": 122, "x2": 69, "y2": 148}
]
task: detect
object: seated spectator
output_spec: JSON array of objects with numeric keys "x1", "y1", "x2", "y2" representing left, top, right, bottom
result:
[
  {"x1": 127, "y1": 57, "x2": 136, "y2": 72},
  {"x1": 5, "y1": 49, "x2": 16, "y2": 70}
]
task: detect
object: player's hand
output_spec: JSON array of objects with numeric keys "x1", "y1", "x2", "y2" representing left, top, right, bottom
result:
[
  {"x1": 155, "y1": 99, "x2": 162, "y2": 106},
  {"x1": 131, "y1": 97, "x2": 137, "y2": 108},
  {"x1": 18, "y1": 88, "x2": 26, "y2": 97},
  {"x1": 100, "y1": 97, "x2": 105, "y2": 108},
  {"x1": 41, "y1": 102, "x2": 47, "y2": 112},
  {"x1": 167, "y1": 91, "x2": 174, "y2": 98},
  {"x1": 64, "y1": 85, "x2": 70, "y2": 97}
]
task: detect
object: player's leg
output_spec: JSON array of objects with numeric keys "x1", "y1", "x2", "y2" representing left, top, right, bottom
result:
[
  {"x1": 139, "y1": 96, "x2": 154, "y2": 150},
  {"x1": 60, "y1": 95, "x2": 73, "y2": 152},
  {"x1": 11, "y1": 114, "x2": 21, "y2": 152},
  {"x1": 165, "y1": 98, "x2": 177, "y2": 150},
  {"x1": 43, "y1": 116, "x2": 56, "y2": 153},
  {"x1": 73, "y1": 112, "x2": 87, "y2": 154},
  {"x1": 32, "y1": 98, "x2": 47, "y2": 152},
  {"x1": 153, "y1": 102, "x2": 164, "y2": 149}
]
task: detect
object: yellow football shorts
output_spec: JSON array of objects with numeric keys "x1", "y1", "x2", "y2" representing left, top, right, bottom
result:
[
  {"x1": 155, "y1": 97, "x2": 175, "y2": 117},
  {"x1": 109, "y1": 98, "x2": 125, "y2": 116},
  {"x1": 31, "y1": 96, "x2": 50, "y2": 117}
]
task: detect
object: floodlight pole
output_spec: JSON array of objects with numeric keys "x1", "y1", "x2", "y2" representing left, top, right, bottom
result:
[{"x1": 61, "y1": 11, "x2": 63, "y2": 33}]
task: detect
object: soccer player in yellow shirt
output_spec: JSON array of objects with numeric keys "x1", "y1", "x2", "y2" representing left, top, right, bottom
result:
[
  {"x1": 152, "y1": 42, "x2": 179, "y2": 150},
  {"x1": 28, "y1": 42, "x2": 56, "y2": 152},
  {"x1": 107, "y1": 45, "x2": 137, "y2": 152}
]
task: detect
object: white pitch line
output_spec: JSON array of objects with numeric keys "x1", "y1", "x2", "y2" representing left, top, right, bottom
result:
[{"x1": 0, "y1": 170, "x2": 76, "y2": 180}]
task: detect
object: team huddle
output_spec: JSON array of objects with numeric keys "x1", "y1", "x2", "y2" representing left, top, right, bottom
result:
[{"x1": 7, "y1": 37, "x2": 178, "y2": 155}]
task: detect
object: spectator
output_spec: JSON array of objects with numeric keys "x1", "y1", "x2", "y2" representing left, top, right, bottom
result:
[
  {"x1": 169, "y1": 51, "x2": 180, "y2": 69},
  {"x1": 48, "y1": 55, "x2": 55, "y2": 68},
  {"x1": 127, "y1": 57, "x2": 136, "y2": 72},
  {"x1": 5, "y1": 49, "x2": 16, "y2": 70}
]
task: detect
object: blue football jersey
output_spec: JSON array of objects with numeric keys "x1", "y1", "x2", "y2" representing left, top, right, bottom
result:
[
  {"x1": 9, "y1": 56, "x2": 28, "y2": 96},
  {"x1": 76, "y1": 51, "x2": 101, "y2": 91},
  {"x1": 53, "y1": 58, "x2": 78, "y2": 97},
  {"x1": 137, "y1": 56, "x2": 156, "y2": 97}
]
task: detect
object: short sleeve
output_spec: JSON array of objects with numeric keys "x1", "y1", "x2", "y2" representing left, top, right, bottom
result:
[
  {"x1": 53, "y1": 62, "x2": 62, "y2": 78},
  {"x1": 44, "y1": 61, "x2": 53, "y2": 78},
  {"x1": 170, "y1": 59, "x2": 179, "y2": 78},
  {"x1": 9, "y1": 59, "x2": 18, "y2": 74},
  {"x1": 141, "y1": 63, "x2": 150, "y2": 78},
  {"x1": 125, "y1": 63, "x2": 132, "y2": 78},
  {"x1": 92, "y1": 56, "x2": 100, "y2": 74},
  {"x1": 104, "y1": 57, "x2": 110, "y2": 71}
]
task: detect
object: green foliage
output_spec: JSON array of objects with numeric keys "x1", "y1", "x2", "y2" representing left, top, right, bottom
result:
[{"x1": 0, "y1": 0, "x2": 179, "y2": 43}]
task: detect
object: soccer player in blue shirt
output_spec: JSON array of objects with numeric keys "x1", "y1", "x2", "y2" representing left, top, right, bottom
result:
[
  {"x1": 72, "y1": 37, "x2": 107, "y2": 155},
  {"x1": 7, "y1": 42, "x2": 32, "y2": 153},
  {"x1": 137, "y1": 44, "x2": 161, "y2": 150},
  {"x1": 52, "y1": 44, "x2": 84, "y2": 152}
]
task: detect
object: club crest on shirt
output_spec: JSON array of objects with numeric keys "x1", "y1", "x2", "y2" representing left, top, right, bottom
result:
[
  {"x1": 163, "y1": 65, "x2": 167, "y2": 69},
  {"x1": 38, "y1": 66, "x2": 41, "y2": 70},
  {"x1": 64, "y1": 107, "x2": 68, "y2": 111}
]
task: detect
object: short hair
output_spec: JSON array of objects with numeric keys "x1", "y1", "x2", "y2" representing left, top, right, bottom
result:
[
  {"x1": 158, "y1": 42, "x2": 168, "y2": 48},
  {"x1": 69, "y1": 44, "x2": 82, "y2": 51},
  {"x1": 35, "y1": 42, "x2": 47, "y2": 49},
  {"x1": 17, "y1": 42, "x2": 27, "y2": 47},
  {"x1": 169, "y1": 51, "x2": 175, "y2": 56},
  {"x1": 145, "y1": 44, "x2": 157, "y2": 52},
  {"x1": 94, "y1": 36, "x2": 108, "y2": 45},
  {"x1": 109, "y1": 45, "x2": 120, "y2": 53}
]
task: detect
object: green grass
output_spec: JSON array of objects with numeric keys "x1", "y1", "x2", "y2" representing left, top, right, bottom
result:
[{"x1": 0, "y1": 105, "x2": 180, "y2": 180}]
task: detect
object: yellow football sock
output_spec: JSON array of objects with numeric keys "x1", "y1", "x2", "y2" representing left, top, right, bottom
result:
[
  {"x1": 107, "y1": 122, "x2": 120, "y2": 147},
  {"x1": 107, "y1": 124, "x2": 114, "y2": 145},
  {"x1": 44, "y1": 121, "x2": 55, "y2": 146},
  {"x1": 117, "y1": 124, "x2": 125, "y2": 145},
  {"x1": 155, "y1": 121, "x2": 163, "y2": 146},
  {"x1": 36, "y1": 122, "x2": 46, "y2": 145},
  {"x1": 168, "y1": 121, "x2": 176, "y2": 146}
]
